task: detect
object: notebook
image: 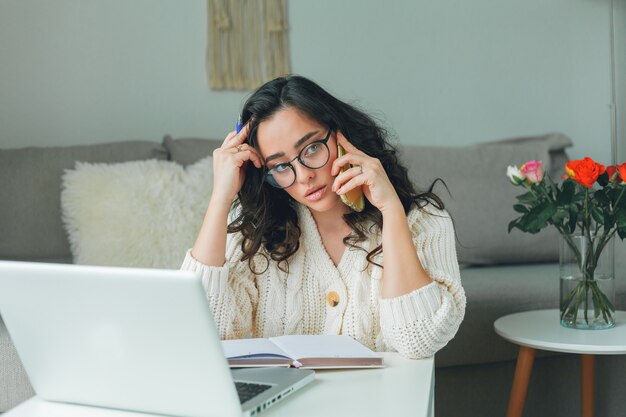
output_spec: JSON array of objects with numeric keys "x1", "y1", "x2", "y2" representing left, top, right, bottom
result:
[
  {"x1": 0, "y1": 260, "x2": 314, "y2": 417},
  {"x1": 223, "y1": 335, "x2": 384, "y2": 369}
]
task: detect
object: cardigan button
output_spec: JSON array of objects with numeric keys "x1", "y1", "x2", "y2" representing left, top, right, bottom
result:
[{"x1": 326, "y1": 291, "x2": 340, "y2": 307}]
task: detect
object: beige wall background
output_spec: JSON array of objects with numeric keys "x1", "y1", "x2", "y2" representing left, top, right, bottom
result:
[{"x1": 0, "y1": 0, "x2": 624, "y2": 163}]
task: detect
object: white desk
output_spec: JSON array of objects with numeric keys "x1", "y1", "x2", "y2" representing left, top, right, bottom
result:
[
  {"x1": 494, "y1": 309, "x2": 626, "y2": 417},
  {"x1": 3, "y1": 353, "x2": 434, "y2": 417}
]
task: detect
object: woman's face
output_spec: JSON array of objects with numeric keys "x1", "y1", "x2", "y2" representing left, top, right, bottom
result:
[{"x1": 256, "y1": 107, "x2": 344, "y2": 213}]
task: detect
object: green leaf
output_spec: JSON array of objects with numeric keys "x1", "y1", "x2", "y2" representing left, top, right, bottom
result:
[
  {"x1": 539, "y1": 183, "x2": 555, "y2": 199},
  {"x1": 594, "y1": 189, "x2": 610, "y2": 206},
  {"x1": 557, "y1": 181, "x2": 575, "y2": 206},
  {"x1": 516, "y1": 191, "x2": 538, "y2": 205},
  {"x1": 513, "y1": 204, "x2": 529, "y2": 214},
  {"x1": 552, "y1": 208, "x2": 568, "y2": 223},
  {"x1": 616, "y1": 211, "x2": 626, "y2": 228},
  {"x1": 568, "y1": 209, "x2": 578, "y2": 233},
  {"x1": 508, "y1": 219, "x2": 519, "y2": 233},
  {"x1": 609, "y1": 188, "x2": 626, "y2": 208},
  {"x1": 524, "y1": 200, "x2": 557, "y2": 232},
  {"x1": 592, "y1": 206, "x2": 605, "y2": 225},
  {"x1": 514, "y1": 215, "x2": 539, "y2": 233}
]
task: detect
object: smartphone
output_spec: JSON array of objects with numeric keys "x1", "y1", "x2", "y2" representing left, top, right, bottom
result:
[{"x1": 337, "y1": 144, "x2": 365, "y2": 212}]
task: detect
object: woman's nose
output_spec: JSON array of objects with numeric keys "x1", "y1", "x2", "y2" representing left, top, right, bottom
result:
[{"x1": 293, "y1": 160, "x2": 315, "y2": 184}]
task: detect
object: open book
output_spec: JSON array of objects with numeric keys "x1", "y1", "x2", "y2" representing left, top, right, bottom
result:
[{"x1": 221, "y1": 335, "x2": 384, "y2": 369}]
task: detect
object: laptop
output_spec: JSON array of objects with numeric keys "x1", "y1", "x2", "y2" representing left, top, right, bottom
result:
[{"x1": 0, "y1": 261, "x2": 314, "y2": 417}]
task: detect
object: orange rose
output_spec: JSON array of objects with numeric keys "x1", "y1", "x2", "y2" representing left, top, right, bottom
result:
[
  {"x1": 617, "y1": 163, "x2": 626, "y2": 183},
  {"x1": 565, "y1": 157, "x2": 606, "y2": 188},
  {"x1": 607, "y1": 163, "x2": 626, "y2": 183}
]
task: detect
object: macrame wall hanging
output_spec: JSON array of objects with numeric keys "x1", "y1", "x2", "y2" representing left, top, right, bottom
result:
[{"x1": 207, "y1": 0, "x2": 290, "y2": 90}]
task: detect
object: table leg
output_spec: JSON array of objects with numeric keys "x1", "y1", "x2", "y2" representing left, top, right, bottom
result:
[
  {"x1": 506, "y1": 346, "x2": 536, "y2": 417},
  {"x1": 581, "y1": 354, "x2": 595, "y2": 417}
]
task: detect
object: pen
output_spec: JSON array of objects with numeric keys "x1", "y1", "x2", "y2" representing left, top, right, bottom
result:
[{"x1": 236, "y1": 115, "x2": 243, "y2": 134}]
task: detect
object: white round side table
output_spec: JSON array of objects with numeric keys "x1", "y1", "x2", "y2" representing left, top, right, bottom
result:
[{"x1": 494, "y1": 309, "x2": 626, "y2": 417}]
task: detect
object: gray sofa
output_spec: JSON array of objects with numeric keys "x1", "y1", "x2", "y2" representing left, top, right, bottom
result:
[{"x1": 1, "y1": 134, "x2": 625, "y2": 417}]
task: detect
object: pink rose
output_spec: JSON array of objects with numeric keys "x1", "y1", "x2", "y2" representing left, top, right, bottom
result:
[{"x1": 520, "y1": 160, "x2": 544, "y2": 183}]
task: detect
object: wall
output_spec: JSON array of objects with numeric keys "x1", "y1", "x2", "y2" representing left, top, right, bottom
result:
[
  {"x1": 616, "y1": 0, "x2": 626, "y2": 163},
  {"x1": 0, "y1": 0, "x2": 245, "y2": 148},
  {"x1": 0, "y1": 0, "x2": 623, "y2": 164}
]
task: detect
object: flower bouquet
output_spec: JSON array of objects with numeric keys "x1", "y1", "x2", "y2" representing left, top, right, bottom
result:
[{"x1": 507, "y1": 158, "x2": 626, "y2": 329}]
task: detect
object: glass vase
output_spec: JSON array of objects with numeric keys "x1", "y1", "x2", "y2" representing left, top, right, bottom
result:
[{"x1": 559, "y1": 232, "x2": 615, "y2": 329}]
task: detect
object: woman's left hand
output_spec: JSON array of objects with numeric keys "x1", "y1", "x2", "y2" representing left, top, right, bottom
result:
[{"x1": 331, "y1": 132, "x2": 403, "y2": 213}]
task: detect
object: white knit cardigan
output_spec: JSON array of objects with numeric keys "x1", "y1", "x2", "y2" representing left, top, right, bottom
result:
[{"x1": 181, "y1": 203, "x2": 466, "y2": 359}]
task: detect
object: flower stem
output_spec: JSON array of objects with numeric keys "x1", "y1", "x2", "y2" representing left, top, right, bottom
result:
[{"x1": 611, "y1": 186, "x2": 626, "y2": 214}]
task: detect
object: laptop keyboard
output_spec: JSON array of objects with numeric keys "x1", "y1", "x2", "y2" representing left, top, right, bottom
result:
[{"x1": 235, "y1": 381, "x2": 273, "y2": 404}]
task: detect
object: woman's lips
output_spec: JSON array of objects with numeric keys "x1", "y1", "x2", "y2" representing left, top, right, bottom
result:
[{"x1": 305, "y1": 185, "x2": 327, "y2": 202}]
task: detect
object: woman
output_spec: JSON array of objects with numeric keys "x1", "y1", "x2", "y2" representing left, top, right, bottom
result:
[{"x1": 182, "y1": 75, "x2": 465, "y2": 358}]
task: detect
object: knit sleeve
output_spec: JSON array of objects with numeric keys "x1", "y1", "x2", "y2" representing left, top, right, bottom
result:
[
  {"x1": 378, "y1": 205, "x2": 466, "y2": 359},
  {"x1": 180, "y1": 232, "x2": 258, "y2": 340}
]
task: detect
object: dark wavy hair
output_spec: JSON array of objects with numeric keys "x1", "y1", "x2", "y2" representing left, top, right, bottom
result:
[{"x1": 228, "y1": 75, "x2": 444, "y2": 273}]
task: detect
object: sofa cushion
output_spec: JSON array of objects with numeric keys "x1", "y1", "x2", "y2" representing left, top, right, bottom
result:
[
  {"x1": 400, "y1": 133, "x2": 572, "y2": 265},
  {"x1": 163, "y1": 135, "x2": 222, "y2": 166},
  {"x1": 0, "y1": 141, "x2": 167, "y2": 262},
  {"x1": 60, "y1": 156, "x2": 213, "y2": 269}
]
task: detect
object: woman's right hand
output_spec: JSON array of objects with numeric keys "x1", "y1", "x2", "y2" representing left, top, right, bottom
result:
[{"x1": 211, "y1": 123, "x2": 263, "y2": 204}]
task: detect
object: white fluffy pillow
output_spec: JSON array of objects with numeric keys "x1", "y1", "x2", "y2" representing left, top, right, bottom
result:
[{"x1": 61, "y1": 157, "x2": 213, "y2": 269}]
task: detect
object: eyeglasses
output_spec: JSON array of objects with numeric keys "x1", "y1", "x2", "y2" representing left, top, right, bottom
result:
[{"x1": 264, "y1": 130, "x2": 332, "y2": 189}]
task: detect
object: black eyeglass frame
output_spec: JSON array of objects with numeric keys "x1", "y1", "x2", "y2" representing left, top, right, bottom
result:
[{"x1": 264, "y1": 129, "x2": 333, "y2": 189}]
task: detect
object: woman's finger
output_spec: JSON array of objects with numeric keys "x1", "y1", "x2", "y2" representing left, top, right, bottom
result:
[
  {"x1": 215, "y1": 142, "x2": 263, "y2": 169},
  {"x1": 331, "y1": 152, "x2": 369, "y2": 176},
  {"x1": 222, "y1": 143, "x2": 263, "y2": 168},
  {"x1": 221, "y1": 130, "x2": 238, "y2": 146},
  {"x1": 225, "y1": 122, "x2": 251, "y2": 148},
  {"x1": 336, "y1": 131, "x2": 365, "y2": 155},
  {"x1": 335, "y1": 171, "x2": 367, "y2": 196},
  {"x1": 233, "y1": 143, "x2": 263, "y2": 169},
  {"x1": 332, "y1": 166, "x2": 363, "y2": 193}
]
